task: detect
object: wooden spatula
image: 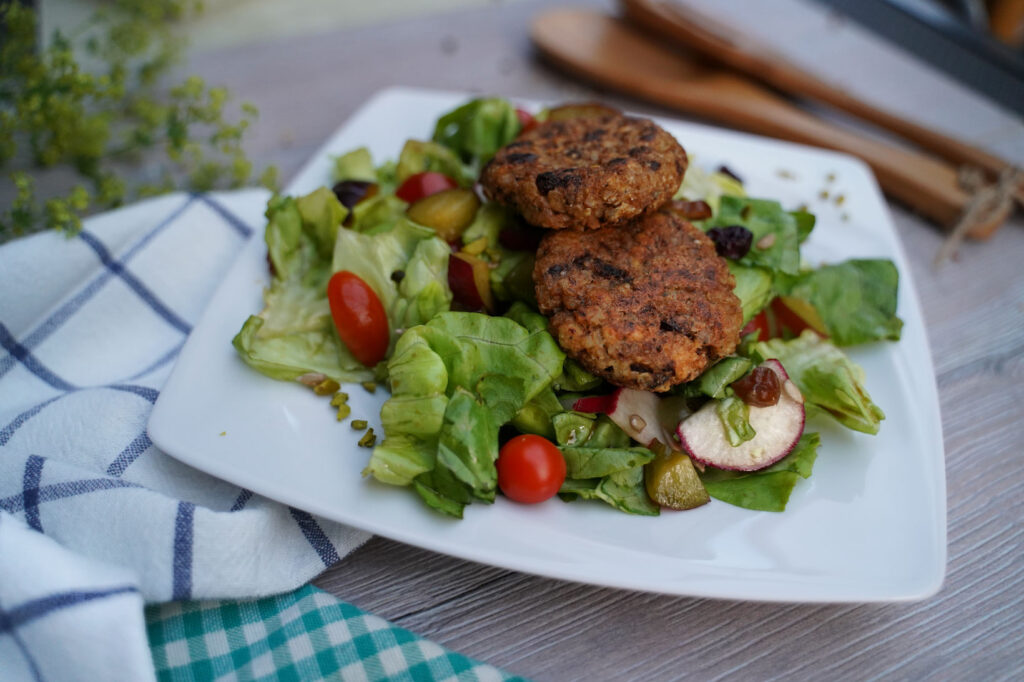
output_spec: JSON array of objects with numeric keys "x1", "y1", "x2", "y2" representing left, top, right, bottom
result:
[{"x1": 531, "y1": 8, "x2": 1012, "y2": 236}]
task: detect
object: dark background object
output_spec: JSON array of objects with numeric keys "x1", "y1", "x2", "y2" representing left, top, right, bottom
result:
[{"x1": 813, "y1": 0, "x2": 1024, "y2": 114}]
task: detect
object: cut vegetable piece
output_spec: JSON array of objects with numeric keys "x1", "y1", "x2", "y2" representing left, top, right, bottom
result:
[
  {"x1": 448, "y1": 252, "x2": 495, "y2": 312},
  {"x1": 677, "y1": 360, "x2": 805, "y2": 471},
  {"x1": 406, "y1": 188, "x2": 481, "y2": 242},
  {"x1": 644, "y1": 446, "x2": 710, "y2": 510},
  {"x1": 544, "y1": 102, "x2": 620, "y2": 120},
  {"x1": 573, "y1": 388, "x2": 677, "y2": 449}
]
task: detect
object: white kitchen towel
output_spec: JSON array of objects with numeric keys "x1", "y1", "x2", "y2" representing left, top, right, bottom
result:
[{"x1": 0, "y1": 191, "x2": 371, "y2": 615}]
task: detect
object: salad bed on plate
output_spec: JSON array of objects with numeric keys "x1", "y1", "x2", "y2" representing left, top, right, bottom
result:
[{"x1": 232, "y1": 97, "x2": 902, "y2": 519}]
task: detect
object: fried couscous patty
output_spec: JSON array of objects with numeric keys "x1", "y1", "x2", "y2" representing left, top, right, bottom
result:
[
  {"x1": 534, "y1": 208, "x2": 743, "y2": 392},
  {"x1": 480, "y1": 113, "x2": 686, "y2": 231}
]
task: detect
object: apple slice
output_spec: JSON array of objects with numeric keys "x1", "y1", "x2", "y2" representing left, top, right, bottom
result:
[
  {"x1": 573, "y1": 388, "x2": 687, "y2": 449},
  {"x1": 677, "y1": 360, "x2": 805, "y2": 471}
]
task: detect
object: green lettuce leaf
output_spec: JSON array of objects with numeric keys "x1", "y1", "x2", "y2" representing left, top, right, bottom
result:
[
  {"x1": 709, "y1": 196, "x2": 801, "y2": 276},
  {"x1": 729, "y1": 262, "x2": 774, "y2": 324},
  {"x1": 717, "y1": 396, "x2": 756, "y2": 446},
  {"x1": 332, "y1": 216, "x2": 452, "y2": 354},
  {"x1": 432, "y1": 97, "x2": 521, "y2": 173},
  {"x1": 560, "y1": 467, "x2": 660, "y2": 516},
  {"x1": 552, "y1": 412, "x2": 596, "y2": 447},
  {"x1": 331, "y1": 147, "x2": 376, "y2": 183},
  {"x1": 673, "y1": 161, "x2": 745, "y2": 215},
  {"x1": 395, "y1": 139, "x2": 474, "y2": 187},
  {"x1": 694, "y1": 356, "x2": 752, "y2": 399},
  {"x1": 436, "y1": 387, "x2": 499, "y2": 502},
  {"x1": 781, "y1": 259, "x2": 903, "y2": 346},
  {"x1": 699, "y1": 432, "x2": 820, "y2": 512},
  {"x1": 510, "y1": 387, "x2": 563, "y2": 439},
  {"x1": 756, "y1": 331, "x2": 885, "y2": 434},
  {"x1": 232, "y1": 191, "x2": 375, "y2": 384},
  {"x1": 560, "y1": 447, "x2": 655, "y2": 479},
  {"x1": 368, "y1": 312, "x2": 565, "y2": 516}
]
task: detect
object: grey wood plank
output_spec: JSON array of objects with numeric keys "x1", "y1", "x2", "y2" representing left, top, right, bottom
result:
[{"x1": 183, "y1": 0, "x2": 1024, "y2": 678}]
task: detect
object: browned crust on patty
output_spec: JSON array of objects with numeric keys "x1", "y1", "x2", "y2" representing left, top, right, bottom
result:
[
  {"x1": 480, "y1": 114, "x2": 687, "y2": 230},
  {"x1": 534, "y1": 209, "x2": 743, "y2": 392}
]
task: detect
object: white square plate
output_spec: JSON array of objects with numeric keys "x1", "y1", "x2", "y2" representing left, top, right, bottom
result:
[{"x1": 149, "y1": 87, "x2": 946, "y2": 602}]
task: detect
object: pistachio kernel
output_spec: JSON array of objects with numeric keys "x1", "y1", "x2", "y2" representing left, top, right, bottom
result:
[
  {"x1": 314, "y1": 378, "x2": 340, "y2": 396},
  {"x1": 358, "y1": 428, "x2": 377, "y2": 447}
]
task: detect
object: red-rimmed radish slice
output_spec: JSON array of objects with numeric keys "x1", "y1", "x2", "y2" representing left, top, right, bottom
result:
[
  {"x1": 677, "y1": 360, "x2": 805, "y2": 471},
  {"x1": 573, "y1": 388, "x2": 687, "y2": 449}
]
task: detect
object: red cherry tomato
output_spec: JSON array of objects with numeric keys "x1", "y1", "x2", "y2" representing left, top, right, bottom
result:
[
  {"x1": 326, "y1": 271, "x2": 389, "y2": 367},
  {"x1": 515, "y1": 107, "x2": 538, "y2": 135},
  {"x1": 395, "y1": 172, "x2": 458, "y2": 203},
  {"x1": 496, "y1": 435, "x2": 566, "y2": 504},
  {"x1": 740, "y1": 310, "x2": 772, "y2": 340}
]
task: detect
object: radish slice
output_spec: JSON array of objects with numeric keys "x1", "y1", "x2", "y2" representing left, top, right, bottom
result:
[
  {"x1": 677, "y1": 360, "x2": 805, "y2": 471},
  {"x1": 574, "y1": 388, "x2": 682, "y2": 448}
]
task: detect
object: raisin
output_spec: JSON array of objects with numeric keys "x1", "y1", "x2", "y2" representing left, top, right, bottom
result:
[
  {"x1": 707, "y1": 225, "x2": 753, "y2": 259},
  {"x1": 669, "y1": 199, "x2": 712, "y2": 221},
  {"x1": 731, "y1": 366, "x2": 781, "y2": 407}
]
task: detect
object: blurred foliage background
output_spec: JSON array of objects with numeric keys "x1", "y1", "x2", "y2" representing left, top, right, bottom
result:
[{"x1": 0, "y1": 0, "x2": 277, "y2": 243}]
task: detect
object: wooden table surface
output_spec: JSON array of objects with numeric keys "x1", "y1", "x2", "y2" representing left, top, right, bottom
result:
[{"x1": 186, "y1": 0, "x2": 1024, "y2": 678}]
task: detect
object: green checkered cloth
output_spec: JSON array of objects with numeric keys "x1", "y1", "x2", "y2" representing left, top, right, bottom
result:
[{"x1": 145, "y1": 584, "x2": 528, "y2": 681}]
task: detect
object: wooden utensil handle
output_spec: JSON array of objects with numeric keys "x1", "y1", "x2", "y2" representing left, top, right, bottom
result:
[
  {"x1": 623, "y1": 0, "x2": 1014, "y2": 178},
  {"x1": 532, "y1": 10, "x2": 971, "y2": 228},
  {"x1": 691, "y1": 75, "x2": 968, "y2": 226}
]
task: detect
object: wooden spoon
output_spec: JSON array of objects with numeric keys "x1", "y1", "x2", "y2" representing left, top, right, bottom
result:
[
  {"x1": 531, "y1": 9, "x2": 1012, "y2": 235},
  {"x1": 621, "y1": 0, "x2": 1015, "y2": 183}
]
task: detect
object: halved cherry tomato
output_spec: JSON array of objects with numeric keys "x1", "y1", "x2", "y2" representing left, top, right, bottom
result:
[
  {"x1": 496, "y1": 434, "x2": 566, "y2": 504},
  {"x1": 326, "y1": 271, "x2": 389, "y2": 367},
  {"x1": 395, "y1": 172, "x2": 458, "y2": 203},
  {"x1": 740, "y1": 297, "x2": 827, "y2": 341},
  {"x1": 740, "y1": 310, "x2": 773, "y2": 340},
  {"x1": 515, "y1": 107, "x2": 538, "y2": 135}
]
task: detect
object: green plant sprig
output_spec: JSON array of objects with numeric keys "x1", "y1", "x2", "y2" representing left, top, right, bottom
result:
[{"x1": 0, "y1": 1, "x2": 278, "y2": 242}]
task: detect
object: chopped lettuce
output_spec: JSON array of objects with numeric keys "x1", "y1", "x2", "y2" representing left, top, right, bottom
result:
[
  {"x1": 699, "y1": 433, "x2": 820, "y2": 512},
  {"x1": 234, "y1": 186, "x2": 453, "y2": 385},
  {"x1": 780, "y1": 259, "x2": 903, "y2": 346},
  {"x1": 233, "y1": 191, "x2": 374, "y2": 383},
  {"x1": 709, "y1": 196, "x2": 802, "y2": 276},
  {"x1": 717, "y1": 396, "x2": 756, "y2": 446},
  {"x1": 395, "y1": 139, "x2": 475, "y2": 187},
  {"x1": 560, "y1": 467, "x2": 660, "y2": 516},
  {"x1": 674, "y1": 162, "x2": 745, "y2": 215},
  {"x1": 432, "y1": 97, "x2": 521, "y2": 173},
  {"x1": 756, "y1": 331, "x2": 885, "y2": 434},
  {"x1": 729, "y1": 262, "x2": 774, "y2": 324},
  {"x1": 694, "y1": 356, "x2": 752, "y2": 399},
  {"x1": 332, "y1": 147, "x2": 398, "y2": 196},
  {"x1": 332, "y1": 216, "x2": 452, "y2": 353},
  {"x1": 332, "y1": 147, "x2": 377, "y2": 183},
  {"x1": 367, "y1": 312, "x2": 564, "y2": 517},
  {"x1": 560, "y1": 446, "x2": 654, "y2": 479}
]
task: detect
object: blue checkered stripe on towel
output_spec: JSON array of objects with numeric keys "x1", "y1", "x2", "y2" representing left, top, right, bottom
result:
[{"x1": 0, "y1": 190, "x2": 369, "y2": 605}]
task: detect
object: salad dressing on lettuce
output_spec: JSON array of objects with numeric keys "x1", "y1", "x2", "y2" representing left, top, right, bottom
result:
[{"x1": 233, "y1": 97, "x2": 902, "y2": 518}]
